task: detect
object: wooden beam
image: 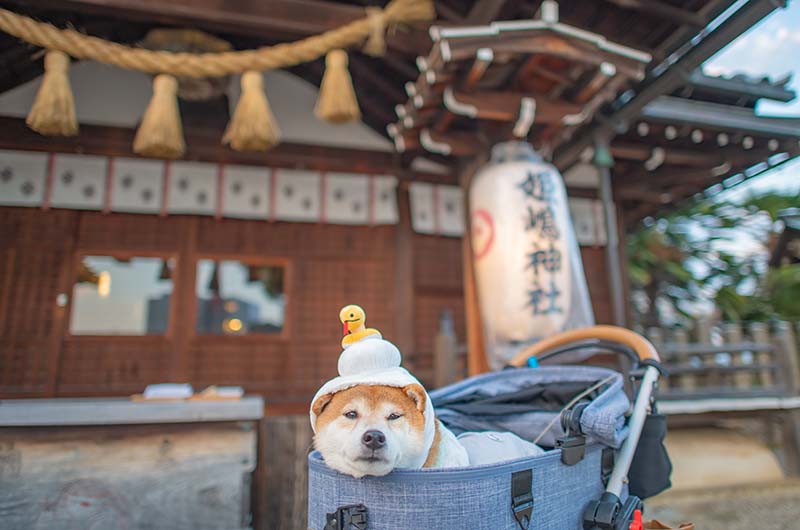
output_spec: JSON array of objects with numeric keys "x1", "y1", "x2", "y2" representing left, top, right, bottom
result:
[
  {"x1": 30, "y1": 0, "x2": 361, "y2": 38},
  {"x1": 605, "y1": 0, "x2": 707, "y2": 28},
  {"x1": 24, "y1": 0, "x2": 431, "y2": 54},
  {"x1": 446, "y1": 33, "x2": 647, "y2": 80},
  {"x1": 435, "y1": 2, "x2": 466, "y2": 22},
  {"x1": 611, "y1": 142, "x2": 717, "y2": 167},
  {"x1": 348, "y1": 56, "x2": 406, "y2": 102},
  {"x1": 447, "y1": 90, "x2": 583, "y2": 123},
  {"x1": 399, "y1": 129, "x2": 485, "y2": 157},
  {"x1": 466, "y1": 0, "x2": 514, "y2": 24},
  {"x1": 0, "y1": 116, "x2": 458, "y2": 183}
]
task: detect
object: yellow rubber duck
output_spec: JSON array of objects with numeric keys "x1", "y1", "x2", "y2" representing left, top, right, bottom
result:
[{"x1": 340, "y1": 304, "x2": 382, "y2": 348}]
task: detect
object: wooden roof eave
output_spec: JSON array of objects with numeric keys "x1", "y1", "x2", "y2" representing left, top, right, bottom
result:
[
  {"x1": 641, "y1": 96, "x2": 800, "y2": 138},
  {"x1": 622, "y1": 148, "x2": 800, "y2": 224},
  {"x1": 430, "y1": 19, "x2": 652, "y2": 64},
  {"x1": 554, "y1": 0, "x2": 787, "y2": 171},
  {"x1": 396, "y1": 16, "x2": 653, "y2": 158},
  {"x1": 427, "y1": 25, "x2": 650, "y2": 81},
  {"x1": 686, "y1": 70, "x2": 796, "y2": 104}
]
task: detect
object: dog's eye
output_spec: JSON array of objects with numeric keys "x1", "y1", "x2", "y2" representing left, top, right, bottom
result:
[
  {"x1": 387, "y1": 413, "x2": 402, "y2": 421},
  {"x1": 343, "y1": 411, "x2": 358, "y2": 419}
]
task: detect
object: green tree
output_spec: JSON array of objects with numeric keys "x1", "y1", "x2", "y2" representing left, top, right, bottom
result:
[{"x1": 627, "y1": 190, "x2": 800, "y2": 327}]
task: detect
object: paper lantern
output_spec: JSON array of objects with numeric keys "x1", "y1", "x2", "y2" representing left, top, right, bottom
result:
[{"x1": 470, "y1": 141, "x2": 594, "y2": 369}]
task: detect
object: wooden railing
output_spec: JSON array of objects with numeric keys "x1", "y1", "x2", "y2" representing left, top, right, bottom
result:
[
  {"x1": 644, "y1": 321, "x2": 800, "y2": 401},
  {"x1": 644, "y1": 320, "x2": 800, "y2": 475}
]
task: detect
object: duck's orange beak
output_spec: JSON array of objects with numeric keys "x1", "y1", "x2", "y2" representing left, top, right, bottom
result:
[{"x1": 343, "y1": 321, "x2": 349, "y2": 336}]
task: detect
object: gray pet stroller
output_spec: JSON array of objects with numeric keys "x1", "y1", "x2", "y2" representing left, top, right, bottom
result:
[{"x1": 308, "y1": 326, "x2": 671, "y2": 530}]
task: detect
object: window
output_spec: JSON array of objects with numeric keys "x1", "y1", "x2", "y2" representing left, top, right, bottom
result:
[
  {"x1": 70, "y1": 255, "x2": 175, "y2": 335},
  {"x1": 195, "y1": 259, "x2": 286, "y2": 335}
]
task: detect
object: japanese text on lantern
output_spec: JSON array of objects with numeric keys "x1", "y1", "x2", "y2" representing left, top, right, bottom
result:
[{"x1": 518, "y1": 170, "x2": 562, "y2": 316}]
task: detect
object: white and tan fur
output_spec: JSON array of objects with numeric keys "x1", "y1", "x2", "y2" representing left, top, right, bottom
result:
[{"x1": 312, "y1": 384, "x2": 465, "y2": 478}]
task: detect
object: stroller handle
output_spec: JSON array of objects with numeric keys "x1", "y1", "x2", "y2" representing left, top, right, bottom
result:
[{"x1": 507, "y1": 325, "x2": 661, "y2": 367}]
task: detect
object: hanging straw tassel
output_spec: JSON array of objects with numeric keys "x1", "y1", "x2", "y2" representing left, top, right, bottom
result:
[
  {"x1": 223, "y1": 71, "x2": 280, "y2": 152},
  {"x1": 315, "y1": 50, "x2": 361, "y2": 124},
  {"x1": 26, "y1": 50, "x2": 78, "y2": 136},
  {"x1": 133, "y1": 74, "x2": 185, "y2": 159},
  {"x1": 363, "y1": 7, "x2": 387, "y2": 57}
]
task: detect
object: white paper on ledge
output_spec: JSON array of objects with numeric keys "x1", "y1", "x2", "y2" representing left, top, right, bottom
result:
[{"x1": 142, "y1": 383, "x2": 194, "y2": 400}]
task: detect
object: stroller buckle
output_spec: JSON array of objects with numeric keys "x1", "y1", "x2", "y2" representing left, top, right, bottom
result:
[
  {"x1": 557, "y1": 434, "x2": 586, "y2": 465},
  {"x1": 511, "y1": 469, "x2": 534, "y2": 529},
  {"x1": 324, "y1": 504, "x2": 367, "y2": 530}
]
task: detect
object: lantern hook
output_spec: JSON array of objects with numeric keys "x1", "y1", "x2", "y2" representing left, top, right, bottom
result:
[{"x1": 512, "y1": 97, "x2": 537, "y2": 138}]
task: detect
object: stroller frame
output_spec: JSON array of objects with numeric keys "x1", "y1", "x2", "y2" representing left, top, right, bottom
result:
[{"x1": 508, "y1": 325, "x2": 663, "y2": 530}]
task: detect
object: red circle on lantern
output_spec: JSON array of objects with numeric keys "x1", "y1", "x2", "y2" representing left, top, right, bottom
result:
[{"x1": 472, "y1": 209, "x2": 495, "y2": 260}]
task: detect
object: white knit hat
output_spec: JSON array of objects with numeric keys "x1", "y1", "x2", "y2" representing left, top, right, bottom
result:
[{"x1": 309, "y1": 319, "x2": 437, "y2": 469}]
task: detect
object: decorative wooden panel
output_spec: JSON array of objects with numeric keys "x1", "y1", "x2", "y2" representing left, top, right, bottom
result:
[
  {"x1": 76, "y1": 212, "x2": 187, "y2": 252},
  {"x1": 579, "y1": 247, "x2": 613, "y2": 325},
  {"x1": 57, "y1": 338, "x2": 173, "y2": 396},
  {"x1": 0, "y1": 208, "x2": 76, "y2": 395},
  {"x1": 413, "y1": 234, "x2": 464, "y2": 292}
]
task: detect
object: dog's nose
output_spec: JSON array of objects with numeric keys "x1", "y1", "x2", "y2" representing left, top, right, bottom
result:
[{"x1": 361, "y1": 430, "x2": 386, "y2": 450}]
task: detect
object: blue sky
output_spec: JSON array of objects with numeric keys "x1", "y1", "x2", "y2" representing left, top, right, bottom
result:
[{"x1": 702, "y1": 0, "x2": 800, "y2": 198}]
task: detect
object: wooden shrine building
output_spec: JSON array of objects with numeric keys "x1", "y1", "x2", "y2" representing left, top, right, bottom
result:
[{"x1": 0, "y1": 0, "x2": 798, "y2": 414}]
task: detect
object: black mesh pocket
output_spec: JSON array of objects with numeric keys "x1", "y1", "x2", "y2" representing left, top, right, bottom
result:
[{"x1": 628, "y1": 413, "x2": 672, "y2": 499}]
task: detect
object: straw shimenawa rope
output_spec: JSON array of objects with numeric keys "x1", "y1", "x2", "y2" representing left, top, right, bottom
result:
[
  {"x1": 0, "y1": 0, "x2": 434, "y2": 78},
  {"x1": 0, "y1": 0, "x2": 433, "y2": 154}
]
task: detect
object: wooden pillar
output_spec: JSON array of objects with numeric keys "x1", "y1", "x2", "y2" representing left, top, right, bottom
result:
[
  {"x1": 170, "y1": 217, "x2": 198, "y2": 382},
  {"x1": 460, "y1": 156, "x2": 490, "y2": 376},
  {"x1": 393, "y1": 183, "x2": 415, "y2": 358},
  {"x1": 724, "y1": 322, "x2": 751, "y2": 390},
  {"x1": 672, "y1": 325, "x2": 695, "y2": 391},
  {"x1": 696, "y1": 317, "x2": 717, "y2": 389},
  {"x1": 775, "y1": 321, "x2": 800, "y2": 475},
  {"x1": 775, "y1": 321, "x2": 800, "y2": 396},
  {"x1": 749, "y1": 321, "x2": 773, "y2": 388},
  {"x1": 47, "y1": 211, "x2": 79, "y2": 397},
  {"x1": 596, "y1": 142, "x2": 626, "y2": 327}
]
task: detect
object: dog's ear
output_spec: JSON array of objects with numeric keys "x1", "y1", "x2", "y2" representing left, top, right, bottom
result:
[
  {"x1": 312, "y1": 393, "x2": 334, "y2": 418},
  {"x1": 403, "y1": 384, "x2": 427, "y2": 413}
]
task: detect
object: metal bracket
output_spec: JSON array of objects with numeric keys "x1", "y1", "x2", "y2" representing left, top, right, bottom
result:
[
  {"x1": 643, "y1": 147, "x2": 665, "y2": 171},
  {"x1": 443, "y1": 87, "x2": 478, "y2": 118},
  {"x1": 420, "y1": 129, "x2": 452, "y2": 155}
]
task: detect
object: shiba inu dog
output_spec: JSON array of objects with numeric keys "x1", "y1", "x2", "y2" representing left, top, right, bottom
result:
[
  {"x1": 310, "y1": 304, "x2": 469, "y2": 477},
  {"x1": 312, "y1": 383, "x2": 466, "y2": 478}
]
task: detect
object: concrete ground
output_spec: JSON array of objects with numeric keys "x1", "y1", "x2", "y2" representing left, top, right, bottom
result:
[
  {"x1": 663, "y1": 427, "x2": 785, "y2": 489},
  {"x1": 643, "y1": 426, "x2": 798, "y2": 529},
  {"x1": 647, "y1": 480, "x2": 800, "y2": 530}
]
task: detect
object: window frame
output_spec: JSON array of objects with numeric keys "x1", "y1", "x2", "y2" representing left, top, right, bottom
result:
[
  {"x1": 191, "y1": 253, "x2": 292, "y2": 341},
  {"x1": 65, "y1": 250, "x2": 179, "y2": 339}
]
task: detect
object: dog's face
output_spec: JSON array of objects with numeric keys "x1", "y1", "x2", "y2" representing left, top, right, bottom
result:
[{"x1": 312, "y1": 384, "x2": 428, "y2": 478}]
